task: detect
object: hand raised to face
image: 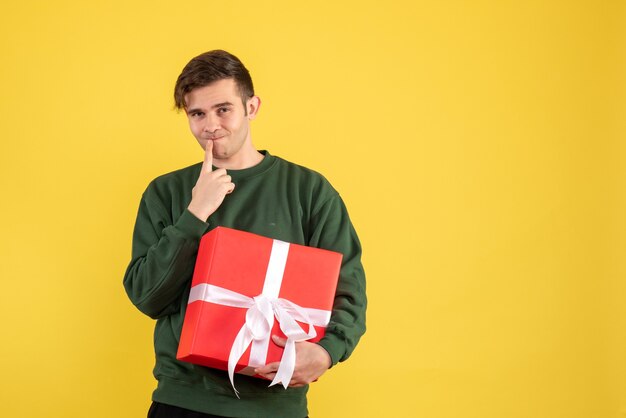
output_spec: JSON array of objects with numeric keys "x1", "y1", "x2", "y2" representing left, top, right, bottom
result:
[{"x1": 187, "y1": 141, "x2": 235, "y2": 222}]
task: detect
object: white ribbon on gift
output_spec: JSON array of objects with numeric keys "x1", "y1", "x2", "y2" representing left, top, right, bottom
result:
[{"x1": 187, "y1": 239, "x2": 332, "y2": 397}]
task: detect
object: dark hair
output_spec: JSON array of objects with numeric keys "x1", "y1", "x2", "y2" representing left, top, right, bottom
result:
[{"x1": 174, "y1": 50, "x2": 254, "y2": 110}]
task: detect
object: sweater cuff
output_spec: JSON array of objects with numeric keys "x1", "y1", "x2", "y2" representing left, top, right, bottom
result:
[
  {"x1": 174, "y1": 209, "x2": 211, "y2": 239},
  {"x1": 316, "y1": 332, "x2": 345, "y2": 367}
]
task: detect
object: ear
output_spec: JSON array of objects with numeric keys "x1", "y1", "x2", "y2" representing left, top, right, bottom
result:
[{"x1": 246, "y1": 96, "x2": 261, "y2": 119}]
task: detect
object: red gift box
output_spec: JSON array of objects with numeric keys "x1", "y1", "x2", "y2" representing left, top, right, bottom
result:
[{"x1": 176, "y1": 226, "x2": 342, "y2": 394}]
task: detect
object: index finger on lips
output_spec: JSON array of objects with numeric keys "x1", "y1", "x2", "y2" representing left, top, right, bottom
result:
[{"x1": 202, "y1": 140, "x2": 213, "y2": 173}]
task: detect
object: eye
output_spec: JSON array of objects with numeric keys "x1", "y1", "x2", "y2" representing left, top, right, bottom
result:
[
  {"x1": 190, "y1": 111, "x2": 204, "y2": 118},
  {"x1": 217, "y1": 107, "x2": 230, "y2": 114}
]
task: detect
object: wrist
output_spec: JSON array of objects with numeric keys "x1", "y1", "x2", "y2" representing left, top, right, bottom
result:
[
  {"x1": 187, "y1": 202, "x2": 212, "y2": 222},
  {"x1": 316, "y1": 343, "x2": 332, "y2": 369},
  {"x1": 176, "y1": 209, "x2": 211, "y2": 239}
]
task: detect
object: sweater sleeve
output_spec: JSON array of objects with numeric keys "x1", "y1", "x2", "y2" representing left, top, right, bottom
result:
[
  {"x1": 123, "y1": 188, "x2": 210, "y2": 319},
  {"x1": 308, "y1": 194, "x2": 367, "y2": 366}
]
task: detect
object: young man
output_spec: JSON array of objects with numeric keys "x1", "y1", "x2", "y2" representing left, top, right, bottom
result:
[{"x1": 123, "y1": 50, "x2": 366, "y2": 418}]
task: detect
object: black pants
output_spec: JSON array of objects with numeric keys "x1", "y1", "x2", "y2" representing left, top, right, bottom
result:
[
  {"x1": 148, "y1": 401, "x2": 308, "y2": 418},
  {"x1": 148, "y1": 402, "x2": 226, "y2": 418}
]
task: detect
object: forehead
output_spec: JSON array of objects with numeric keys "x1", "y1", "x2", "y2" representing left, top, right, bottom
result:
[{"x1": 184, "y1": 78, "x2": 241, "y2": 109}]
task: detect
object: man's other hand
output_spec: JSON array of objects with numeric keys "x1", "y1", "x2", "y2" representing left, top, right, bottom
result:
[{"x1": 254, "y1": 335, "x2": 332, "y2": 388}]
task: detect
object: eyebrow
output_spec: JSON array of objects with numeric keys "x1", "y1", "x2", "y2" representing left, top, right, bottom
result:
[
  {"x1": 187, "y1": 101, "x2": 235, "y2": 114},
  {"x1": 212, "y1": 101, "x2": 234, "y2": 108}
]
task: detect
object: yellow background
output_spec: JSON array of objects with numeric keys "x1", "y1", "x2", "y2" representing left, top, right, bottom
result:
[{"x1": 1, "y1": 1, "x2": 624, "y2": 417}]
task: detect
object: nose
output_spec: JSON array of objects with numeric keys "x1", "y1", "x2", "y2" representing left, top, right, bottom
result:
[{"x1": 202, "y1": 114, "x2": 220, "y2": 134}]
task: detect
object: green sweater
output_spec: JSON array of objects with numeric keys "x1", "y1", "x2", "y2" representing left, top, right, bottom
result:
[{"x1": 123, "y1": 151, "x2": 366, "y2": 418}]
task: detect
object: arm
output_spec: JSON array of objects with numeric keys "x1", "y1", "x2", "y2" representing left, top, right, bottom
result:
[
  {"x1": 123, "y1": 194, "x2": 210, "y2": 319},
  {"x1": 309, "y1": 194, "x2": 367, "y2": 365},
  {"x1": 124, "y1": 141, "x2": 235, "y2": 319},
  {"x1": 256, "y1": 193, "x2": 367, "y2": 386}
]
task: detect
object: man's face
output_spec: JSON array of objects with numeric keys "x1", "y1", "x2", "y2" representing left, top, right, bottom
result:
[{"x1": 184, "y1": 78, "x2": 259, "y2": 166}]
